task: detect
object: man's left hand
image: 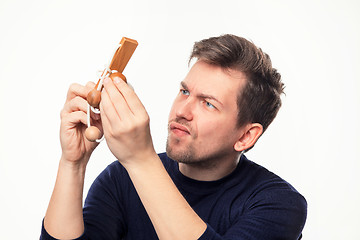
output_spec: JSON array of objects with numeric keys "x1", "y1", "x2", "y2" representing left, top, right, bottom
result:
[{"x1": 100, "y1": 76, "x2": 156, "y2": 168}]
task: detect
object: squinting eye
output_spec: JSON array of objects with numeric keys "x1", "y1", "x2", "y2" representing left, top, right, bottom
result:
[
  {"x1": 180, "y1": 89, "x2": 190, "y2": 95},
  {"x1": 206, "y1": 101, "x2": 216, "y2": 109}
]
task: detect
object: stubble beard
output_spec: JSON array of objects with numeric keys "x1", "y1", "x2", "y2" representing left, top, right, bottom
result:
[
  {"x1": 166, "y1": 137, "x2": 196, "y2": 164},
  {"x1": 166, "y1": 135, "x2": 231, "y2": 170},
  {"x1": 166, "y1": 117, "x2": 230, "y2": 169}
]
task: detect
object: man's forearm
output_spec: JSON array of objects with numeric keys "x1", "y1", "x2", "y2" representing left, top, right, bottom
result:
[
  {"x1": 125, "y1": 153, "x2": 207, "y2": 240},
  {"x1": 44, "y1": 157, "x2": 87, "y2": 239}
]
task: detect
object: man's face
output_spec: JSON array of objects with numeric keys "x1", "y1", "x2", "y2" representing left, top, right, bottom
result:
[{"x1": 166, "y1": 60, "x2": 247, "y2": 166}]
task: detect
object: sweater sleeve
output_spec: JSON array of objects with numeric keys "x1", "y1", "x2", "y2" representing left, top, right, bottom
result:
[{"x1": 198, "y1": 182, "x2": 307, "y2": 240}]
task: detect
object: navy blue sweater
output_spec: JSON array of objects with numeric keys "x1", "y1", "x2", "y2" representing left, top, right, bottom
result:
[{"x1": 41, "y1": 153, "x2": 307, "y2": 239}]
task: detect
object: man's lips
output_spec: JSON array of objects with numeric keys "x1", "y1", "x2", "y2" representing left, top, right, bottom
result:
[{"x1": 169, "y1": 122, "x2": 191, "y2": 136}]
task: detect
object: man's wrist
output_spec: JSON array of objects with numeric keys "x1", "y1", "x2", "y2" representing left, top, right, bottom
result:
[
  {"x1": 59, "y1": 155, "x2": 88, "y2": 175},
  {"x1": 121, "y1": 149, "x2": 159, "y2": 173}
]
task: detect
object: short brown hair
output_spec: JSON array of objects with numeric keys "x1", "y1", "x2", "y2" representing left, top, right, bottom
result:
[{"x1": 190, "y1": 34, "x2": 284, "y2": 135}]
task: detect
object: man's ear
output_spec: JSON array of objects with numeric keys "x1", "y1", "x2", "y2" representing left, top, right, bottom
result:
[{"x1": 234, "y1": 123, "x2": 263, "y2": 152}]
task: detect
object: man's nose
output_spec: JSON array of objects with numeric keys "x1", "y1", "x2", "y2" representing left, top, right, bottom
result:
[{"x1": 176, "y1": 98, "x2": 194, "y2": 121}]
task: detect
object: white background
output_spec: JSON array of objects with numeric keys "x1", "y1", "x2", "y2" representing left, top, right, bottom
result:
[{"x1": 0, "y1": 0, "x2": 359, "y2": 239}]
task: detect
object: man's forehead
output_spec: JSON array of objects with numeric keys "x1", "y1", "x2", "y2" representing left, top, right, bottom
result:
[
  {"x1": 182, "y1": 62, "x2": 246, "y2": 107},
  {"x1": 185, "y1": 61, "x2": 246, "y2": 91}
]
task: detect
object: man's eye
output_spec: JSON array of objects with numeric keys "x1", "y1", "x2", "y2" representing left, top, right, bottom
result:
[
  {"x1": 180, "y1": 89, "x2": 190, "y2": 95},
  {"x1": 205, "y1": 101, "x2": 216, "y2": 109}
]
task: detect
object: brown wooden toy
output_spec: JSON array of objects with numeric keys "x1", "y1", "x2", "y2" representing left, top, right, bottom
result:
[{"x1": 85, "y1": 37, "x2": 138, "y2": 142}]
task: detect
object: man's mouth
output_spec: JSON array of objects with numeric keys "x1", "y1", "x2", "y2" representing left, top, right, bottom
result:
[{"x1": 169, "y1": 122, "x2": 191, "y2": 136}]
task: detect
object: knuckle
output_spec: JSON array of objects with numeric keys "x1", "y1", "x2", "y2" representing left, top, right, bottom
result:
[
  {"x1": 126, "y1": 122, "x2": 137, "y2": 133},
  {"x1": 139, "y1": 113, "x2": 150, "y2": 126},
  {"x1": 66, "y1": 83, "x2": 79, "y2": 96},
  {"x1": 143, "y1": 114, "x2": 150, "y2": 123},
  {"x1": 69, "y1": 83, "x2": 79, "y2": 91},
  {"x1": 108, "y1": 128, "x2": 121, "y2": 139}
]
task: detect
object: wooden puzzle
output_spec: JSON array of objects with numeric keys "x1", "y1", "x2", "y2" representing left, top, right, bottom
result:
[{"x1": 85, "y1": 37, "x2": 138, "y2": 142}]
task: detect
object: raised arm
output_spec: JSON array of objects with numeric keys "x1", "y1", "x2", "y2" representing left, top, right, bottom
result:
[
  {"x1": 100, "y1": 77, "x2": 207, "y2": 239},
  {"x1": 43, "y1": 82, "x2": 101, "y2": 239}
]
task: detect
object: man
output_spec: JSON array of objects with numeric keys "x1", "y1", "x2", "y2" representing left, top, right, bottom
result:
[{"x1": 41, "y1": 34, "x2": 307, "y2": 240}]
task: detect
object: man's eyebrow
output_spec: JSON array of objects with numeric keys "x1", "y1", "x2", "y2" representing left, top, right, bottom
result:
[
  {"x1": 180, "y1": 81, "x2": 224, "y2": 106},
  {"x1": 199, "y1": 93, "x2": 224, "y2": 107},
  {"x1": 180, "y1": 81, "x2": 188, "y2": 90}
]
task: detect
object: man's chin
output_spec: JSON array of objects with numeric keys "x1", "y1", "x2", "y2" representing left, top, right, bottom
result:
[{"x1": 166, "y1": 141, "x2": 193, "y2": 164}]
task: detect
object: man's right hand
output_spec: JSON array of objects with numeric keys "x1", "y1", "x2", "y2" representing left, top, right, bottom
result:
[{"x1": 59, "y1": 82, "x2": 102, "y2": 167}]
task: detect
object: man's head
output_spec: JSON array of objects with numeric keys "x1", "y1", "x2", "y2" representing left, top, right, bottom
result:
[
  {"x1": 190, "y1": 34, "x2": 284, "y2": 133},
  {"x1": 166, "y1": 34, "x2": 284, "y2": 169}
]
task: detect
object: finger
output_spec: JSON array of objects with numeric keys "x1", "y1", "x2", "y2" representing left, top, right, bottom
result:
[
  {"x1": 62, "y1": 110, "x2": 88, "y2": 127},
  {"x1": 65, "y1": 82, "x2": 95, "y2": 103},
  {"x1": 61, "y1": 96, "x2": 88, "y2": 118},
  {"x1": 65, "y1": 83, "x2": 87, "y2": 102},
  {"x1": 85, "y1": 81, "x2": 96, "y2": 89},
  {"x1": 103, "y1": 77, "x2": 133, "y2": 118},
  {"x1": 99, "y1": 93, "x2": 124, "y2": 140},
  {"x1": 100, "y1": 84, "x2": 123, "y2": 123},
  {"x1": 111, "y1": 76, "x2": 147, "y2": 116},
  {"x1": 98, "y1": 103, "x2": 112, "y2": 138}
]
